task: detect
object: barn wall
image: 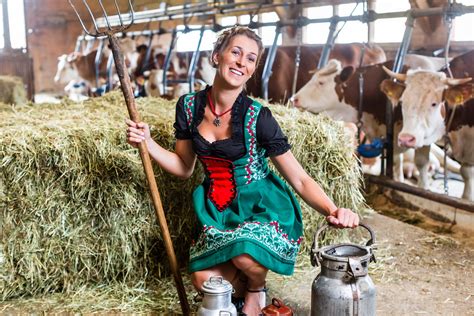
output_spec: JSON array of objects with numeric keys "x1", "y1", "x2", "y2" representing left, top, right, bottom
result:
[
  {"x1": 24, "y1": 0, "x2": 161, "y2": 94},
  {"x1": 25, "y1": 0, "x2": 91, "y2": 94}
]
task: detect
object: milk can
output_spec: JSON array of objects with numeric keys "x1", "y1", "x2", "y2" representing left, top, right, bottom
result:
[
  {"x1": 197, "y1": 276, "x2": 238, "y2": 316},
  {"x1": 310, "y1": 223, "x2": 377, "y2": 316}
]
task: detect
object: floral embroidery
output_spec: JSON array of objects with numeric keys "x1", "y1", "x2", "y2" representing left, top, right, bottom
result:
[
  {"x1": 183, "y1": 94, "x2": 196, "y2": 128},
  {"x1": 244, "y1": 102, "x2": 269, "y2": 184},
  {"x1": 190, "y1": 221, "x2": 303, "y2": 262}
]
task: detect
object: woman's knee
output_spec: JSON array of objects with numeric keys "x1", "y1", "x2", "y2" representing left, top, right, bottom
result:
[
  {"x1": 191, "y1": 262, "x2": 238, "y2": 291},
  {"x1": 231, "y1": 254, "x2": 262, "y2": 271},
  {"x1": 191, "y1": 271, "x2": 211, "y2": 291}
]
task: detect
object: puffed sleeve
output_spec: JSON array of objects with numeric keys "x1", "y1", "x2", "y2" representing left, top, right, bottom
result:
[
  {"x1": 256, "y1": 107, "x2": 291, "y2": 157},
  {"x1": 173, "y1": 95, "x2": 192, "y2": 140}
]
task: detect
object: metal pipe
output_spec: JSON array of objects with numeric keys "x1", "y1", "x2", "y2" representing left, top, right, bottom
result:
[
  {"x1": 188, "y1": 26, "x2": 205, "y2": 93},
  {"x1": 317, "y1": 18, "x2": 338, "y2": 69},
  {"x1": 2, "y1": 0, "x2": 11, "y2": 50},
  {"x1": 261, "y1": 26, "x2": 281, "y2": 101},
  {"x1": 383, "y1": 15, "x2": 414, "y2": 178},
  {"x1": 74, "y1": 36, "x2": 83, "y2": 53},
  {"x1": 94, "y1": 38, "x2": 105, "y2": 89},
  {"x1": 393, "y1": 16, "x2": 414, "y2": 73},
  {"x1": 106, "y1": 51, "x2": 114, "y2": 92},
  {"x1": 142, "y1": 32, "x2": 155, "y2": 72},
  {"x1": 95, "y1": 4, "x2": 474, "y2": 29},
  {"x1": 367, "y1": 175, "x2": 474, "y2": 213},
  {"x1": 162, "y1": 29, "x2": 179, "y2": 94}
]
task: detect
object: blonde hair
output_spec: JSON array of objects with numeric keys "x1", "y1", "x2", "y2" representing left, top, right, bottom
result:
[{"x1": 210, "y1": 25, "x2": 264, "y2": 68}]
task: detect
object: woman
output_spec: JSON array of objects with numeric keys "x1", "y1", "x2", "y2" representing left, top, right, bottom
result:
[{"x1": 126, "y1": 26, "x2": 359, "y2": 315}]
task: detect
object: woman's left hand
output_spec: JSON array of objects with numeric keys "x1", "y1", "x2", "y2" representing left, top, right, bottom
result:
[{"x1": 326, "y1": 208, "x2": 359, "y2": 228}]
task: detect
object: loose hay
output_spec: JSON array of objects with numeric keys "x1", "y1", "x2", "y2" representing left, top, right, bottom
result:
[
  {"x1": 0, "y1": 91, "x2": 369, "y2": 311},
  {"x1": 0, "y1": 76, "x2": 28, "y2": 105}
]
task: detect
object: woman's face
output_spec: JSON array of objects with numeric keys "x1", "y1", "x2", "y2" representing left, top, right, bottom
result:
[{"x1": 214, "y1": 35, "x2": 259, "y2": 89}]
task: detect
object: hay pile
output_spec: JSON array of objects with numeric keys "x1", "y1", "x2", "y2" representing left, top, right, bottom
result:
[
  {"x1": 0, "y1": 92, "x2": 368, "y2": 311},
  {"x1": 0, "y1": 75, "x2": 27, "y2": 105}
]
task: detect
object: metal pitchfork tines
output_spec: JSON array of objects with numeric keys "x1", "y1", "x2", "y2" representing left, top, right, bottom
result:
[{"x1": 68, "y1": 1, "x2": 190, "y2": 314}]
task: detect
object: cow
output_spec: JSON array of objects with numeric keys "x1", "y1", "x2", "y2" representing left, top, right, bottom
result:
[
  {"x1": 245, "y1": 43, "x2": 386, "y2": 104},
  {"x1": 54, "y1": 49, "x2": 109, "y2": 86},
  {"x1": 290, "y1": 58, "x2": 438, "y2": 187},
  {"x1": 381, "y1": 50, "x2": 474, "y2": 200},
  {"x1": 55, "y1": 38, "x2": 137, "y2": 95},
  {"x1": 143, "y1": 53, "x2": 214, "y2": 99}
]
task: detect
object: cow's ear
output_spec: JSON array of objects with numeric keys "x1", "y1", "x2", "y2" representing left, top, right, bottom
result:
[
  {"x1": 444, "y1": 84, "x2": 474, "y2": 106},
  {"x1": 380, "y1": 79, "x2": 405, "y2": 107},
  {"x1": 339, "y1": 66, "x2": 354, "y2": 82}
]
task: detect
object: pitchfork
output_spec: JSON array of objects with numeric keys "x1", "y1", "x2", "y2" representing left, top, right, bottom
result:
[{"x1": 68, "y1": 1, "x2": 190, "y2": 314}]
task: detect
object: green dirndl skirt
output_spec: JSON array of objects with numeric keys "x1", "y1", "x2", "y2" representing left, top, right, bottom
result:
[{"x1": 189, "y1": 170, "x2": 303, "y2": 276}]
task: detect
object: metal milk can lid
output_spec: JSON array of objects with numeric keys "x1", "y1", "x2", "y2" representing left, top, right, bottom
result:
[{"x1": 202, "y1": 276, "x2": 233, "y2": 294}]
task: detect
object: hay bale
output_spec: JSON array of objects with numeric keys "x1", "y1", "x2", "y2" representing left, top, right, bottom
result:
[
  {"x1": 0, "y1": 76, "x2": 27, "y2": 105},
  {"x1": 0, "y1": 91, "x2": 368, "y2": 302}
]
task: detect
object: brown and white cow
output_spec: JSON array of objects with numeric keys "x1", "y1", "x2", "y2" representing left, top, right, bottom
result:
[
  {"x1": 54, "y1": 49, "x2": 110, "y2": 86},
  {"x1": 245, "y1": 43, "x2": 386, "y2": 104},
  {"x1": 143, "y1": 52, "x2": 215, "y2": 98},
  {"x1": 290, "y1": 58, "x2": 438, "y2": 187},
  {"x1": 382, "y1": 50, "x2": 474, "y2": 200},
  {"x1": 55, "y1": 37, "x2": 138, "y2": 87}
]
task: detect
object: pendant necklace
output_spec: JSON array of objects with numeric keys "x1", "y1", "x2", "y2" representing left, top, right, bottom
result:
[{"x1": 207, "y1": 90, "x2": 233, "y2": 127}]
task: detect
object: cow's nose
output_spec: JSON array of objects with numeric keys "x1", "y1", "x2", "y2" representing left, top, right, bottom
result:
[
  {"x1": 290, "y1": 96, "x2": 299, "y2": 107},
  {"x1": 398, "y1": 133, "x2": 416, "y2": 147}
]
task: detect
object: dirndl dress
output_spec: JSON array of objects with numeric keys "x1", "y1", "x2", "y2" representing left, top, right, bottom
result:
[{"x1": 175, "y1": 88, "x2": 303, "y2": 276}]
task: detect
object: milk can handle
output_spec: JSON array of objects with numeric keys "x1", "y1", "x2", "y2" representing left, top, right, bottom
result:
[
  {"x1": 209, "y1": 275, "x2": 223, "y2": 284},
  {"x1": 310, "y1": 222, "x2": 375, "y2": 266}
]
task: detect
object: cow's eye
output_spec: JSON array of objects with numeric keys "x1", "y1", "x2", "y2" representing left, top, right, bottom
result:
[
  {"x1": 318, "y1": 81, "x2": 324, "y2": 85},
  {"x1": 431, "y1": 102, "x2": 437, "y2": 107}
]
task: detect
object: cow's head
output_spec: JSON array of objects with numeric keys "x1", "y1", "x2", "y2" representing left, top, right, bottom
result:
[
  {"x1": 381, "y1": 67, "x2": 473, "y2": 148},
  {"x1": 54, "y1": 53, "x2": 80, "y2": 84},
  {"x1": 291, "y1": 59, "x2": 353, "y2": 114}
]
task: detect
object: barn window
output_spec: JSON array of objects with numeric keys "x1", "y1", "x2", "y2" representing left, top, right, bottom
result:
[
  {"x1": 259, "y1": 12, "x2": 282, "y2": 46},
  {"x1": 0, "y1": 0, "x2": 27, "y2": 50},
  {"x1": 334, "y1": 3, "x2": 368, "y2": 43},
  {"x1": 373, "y1": 0, "x2": 410, "y2": 43},
  {"x1": 176, "y1": 25, "x2": 215, "y2": 52},
  {"x1": 304, "y1": 5, "x2": 333, "y2": 44},
  {"x1": 453, "y1": 0, "x2": 474, "y2": 41},
  {"x1": 221, "y1": 16, "x2": 237, "y2": 27},
  {"x1": 0, "y1": 3, "x2": 3, "y2": 49},
  {"x1": 238, "y1": 14, "x2": 251, "y2": 25}
]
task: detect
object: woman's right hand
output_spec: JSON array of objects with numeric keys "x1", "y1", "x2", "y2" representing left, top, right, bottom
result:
[{"x1": 125, "y1": 118, "x2": 151, "y2": 148}]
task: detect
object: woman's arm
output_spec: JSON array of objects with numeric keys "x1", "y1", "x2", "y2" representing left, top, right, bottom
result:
[
  {"x1": 126, "y1": 119, "x2": 197, "y2": 179},
  {"x1": 271, "y1": 150, "x2": 359, "y2": 228}
]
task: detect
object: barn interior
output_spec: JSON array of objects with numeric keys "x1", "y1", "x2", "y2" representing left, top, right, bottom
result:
[{"x1": 1, "y1": 0, "x2": 473, "y2": 314}]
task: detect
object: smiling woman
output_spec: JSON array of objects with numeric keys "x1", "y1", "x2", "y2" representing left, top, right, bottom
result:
[{"x1": 125, "y1": 25, "x2": 360, "y2": 315}]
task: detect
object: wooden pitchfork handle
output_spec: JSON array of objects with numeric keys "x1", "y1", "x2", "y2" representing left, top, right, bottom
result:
[{"x1": 107, "y1": 35, "x2": 190, "y2": 315}]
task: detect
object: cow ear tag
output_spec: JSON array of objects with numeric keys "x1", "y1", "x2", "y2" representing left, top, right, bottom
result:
[
  {"x1": 444, "y1": 85, "x2": 471, "y2": 106},
  {"x1": 380, "y1": 79, "x2": 405, "y2": 106}
]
